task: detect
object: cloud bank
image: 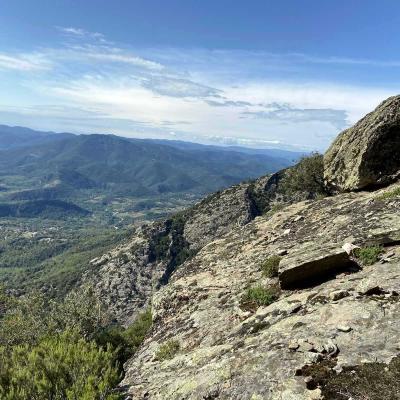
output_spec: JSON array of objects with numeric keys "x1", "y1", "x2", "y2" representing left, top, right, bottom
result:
[{"x1": 0, "y1": 27, "x2": 398, "y2": 150}]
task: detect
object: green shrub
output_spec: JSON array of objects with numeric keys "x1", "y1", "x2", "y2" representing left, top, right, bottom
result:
[
  {"x1": 0, "y1": 285, "x2": 13, "y2": 318},
  {"x1": 52, "y1": 286, "x2": 112, "y2": 340},
  {"x1": 123, "y1": 309, "x2": 152, "y2": 352},
  {"x1": 280, "y1": 153, "x2": 327, "y2": 198},
  {"x1": 377, "y1": 187, "x2": 400, "y2": 200},
  {"x1": 0, "y1": 287, "x2": 152, "y2": 398},
  {"x1": 261, "y1": 255, "x2": 281, "y2": 277},
  {"x1": 155, "y1": 339, "x2": 180, "y2": 361},
  {"x1": 0, "y1": 286, "x2": 111, "y2": 347},
  {"x1": 269, "y1": 203, "x2": 285, "y2": 214},
  {"x1": 354, "y1": 246, "x2": 383, "y2": 265},
  {"x1": 151, "y1": 234, "x2": 170, "y2": 260},
  {"x1": 247, "y1": 182, "x2": 270, "y2": 215},
  {"x1": 0, "y1": 290, "x2": 54, "y2": 346},
  {"x1": 241, "y1": 285, "x2": 280, "y2": 311},
  {"x1": 0, "y1": 329, "x2": 121, "y2": 400},
  {"x1": 96, "y1": 309, "x2": 152, "y2": 365}
]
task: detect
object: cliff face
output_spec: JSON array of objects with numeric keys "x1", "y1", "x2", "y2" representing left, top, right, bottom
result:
[
  {"x1": 88, "y1": 96, "x2": 400, "y2": 399},
  {"x1": 84, "y1": 177, "x2": 278, "y2": 325}
]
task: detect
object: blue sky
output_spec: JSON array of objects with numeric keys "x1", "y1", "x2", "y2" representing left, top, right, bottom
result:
[{"x1": 0, "y1": 0, "x2": 400, "y2": 150}]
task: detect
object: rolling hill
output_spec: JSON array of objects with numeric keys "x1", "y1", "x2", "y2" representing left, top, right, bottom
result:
[{"x1": 0, "y1": 130, "x2": 299, "y2": 199}]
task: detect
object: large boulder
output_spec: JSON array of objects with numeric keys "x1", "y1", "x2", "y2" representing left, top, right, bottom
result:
[
  {"x1": 278, "y1": 243, "x2": 352, "y2": 289},
  {"x1": 324, "y1": 95, "x2": 400, "y2": 192}
]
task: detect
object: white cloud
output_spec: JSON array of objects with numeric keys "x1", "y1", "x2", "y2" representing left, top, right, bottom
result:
[
  {"x1": 41, "y1": 76, "x2": 385, "y2": 150},
  {"x1": 58, "y1": 27, "x2": 86, "y2": 36},
  {"x1": 242, "y1": 104, "x2": 348, "y2": 130},
  {"x1": 222, "y1": 82, "x2": 393, "y2": 124},
  {"x1": 141, "y1": 76, "x2": 221, "y2": 97},
  {"x1": 83, "y1": 50, "x2": 164, "y2": 70},
  {"x1": 0, "y1": 53, "x2": 51, "y2": 71},
  {"x1": 1, "y1": 28, "x2": 399, "y2": 151},
  {"x1": 57, "y1": 26, "x2": 107, "y2": 42}
]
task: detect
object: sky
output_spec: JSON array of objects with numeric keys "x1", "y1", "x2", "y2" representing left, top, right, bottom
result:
[{"x1": 0, "y1": 1, "x2": 400, "y2": 151}]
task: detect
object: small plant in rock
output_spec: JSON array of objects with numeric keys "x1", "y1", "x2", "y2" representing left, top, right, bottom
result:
[
  {"x1": 118, "y1": 251, "x2": 130, "y2": 263},
  {"x1": 268, "y1": 203, "x2": 285, "y2": 215},
  {"x1": 377, "y1": 187, "x2": 400, "y2": 200},
  {"x1": 304, "y1": 355, "x2": 400, "y2": 400},
  {"x1": 155, "y1": 339, "x2": 180, "y2": 361},
  {"x1": 354, "y1": 246, "x2": 383, "y2": 266},
  {"x1": 241, "y1": 284, "x2": 280, "y2": 311},
  {"x1": 261, "y1": 255, "x2": 282, "y2": 278}
]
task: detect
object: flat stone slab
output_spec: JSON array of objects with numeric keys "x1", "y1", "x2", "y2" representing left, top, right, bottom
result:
[{"x1": 279, "y1": 243, "x2": 351, "y2": 289}]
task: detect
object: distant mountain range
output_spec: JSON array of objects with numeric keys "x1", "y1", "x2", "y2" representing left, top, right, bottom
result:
[
  {"x1": 0, "y1": 126, "x2": 303, "y2": 202},
  {"x1": 144, "y1": 138, "x2": 306, "y2": 160},
  {"x1": 0, "y1": 124, "x2": 73, "y2": 150}
]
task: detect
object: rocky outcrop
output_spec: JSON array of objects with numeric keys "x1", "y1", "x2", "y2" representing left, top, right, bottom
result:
[
  {"x1": 84, "y1": 175, "x2": 295, "y2": 325},
  {"x1": 324, "y1": 95, "x2": 400, "y2": 192},
  {"x1": 121, "y1": 182, "x2": 400, "y2": 399},
  {"x1": 278, "y1": 244, "x2": 352, "y2": 289},
  {"x1": 182, "y1": 183, "x2": 256, "y2": 251},
  {"x1": 84, "y1": 223, "x2": 165, "y2": 325}
]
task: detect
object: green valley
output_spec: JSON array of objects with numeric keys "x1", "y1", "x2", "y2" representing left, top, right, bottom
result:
[{"x1": 0, "y1": 125, "x2": 300, "y2": 294}]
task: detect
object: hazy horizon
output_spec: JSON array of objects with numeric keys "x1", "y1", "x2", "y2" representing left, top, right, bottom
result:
[{"x1": 1, "y1": 1, "x2": 400, "y2": 151}]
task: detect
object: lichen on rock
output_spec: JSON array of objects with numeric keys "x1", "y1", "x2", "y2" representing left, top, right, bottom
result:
[{"x1": 324, "y1": 95, "x2": 400, "y2": 192}]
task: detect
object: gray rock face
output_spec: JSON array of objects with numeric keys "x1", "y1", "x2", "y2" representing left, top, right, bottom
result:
[
  {"x1": 121, "y1": 182, "x2": 400, "y2": 399},
  {"x1": 183, "y1": 183, "x2": 255, "y2": 251},
  {"x1": 278, "y1": 244, "x2": 351, "y2": 289},
  {"x1": 82, "y1": 223, "x2": 164, "y2": 326},
  {"x1": 324, "y1": 95, "x2": 400, "y2": 192},
  {"x1": 84, "y1": 167, "x2": 316, "y2": 325},
  {"x1": 84, "y1": 178, "x2": 280, "y2": 324}
]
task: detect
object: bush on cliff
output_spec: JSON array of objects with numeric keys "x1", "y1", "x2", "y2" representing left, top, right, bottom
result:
[
  {"x1": 0, "y1": 329, "x2": 121, "y2": 400},
  {"x1": 95, "y1": 309, "x2": 152, "y2": 364},
  {"x1": 280, "y1": 153, "x2": 327, "y2": 198},
  {"x1": 155, "y1": 339, "x2": 180, "y2": 361},
  {"x1": 261, "y1": 255, "x2": 281, "y2": 278},
  {"x1": 241, "y1": 284, "x2": 280, "y2": 311}
]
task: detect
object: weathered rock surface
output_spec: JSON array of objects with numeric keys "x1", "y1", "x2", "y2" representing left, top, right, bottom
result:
[
  {"x1": 121, "y1": 182, "x2": 400, "y2": 399},
  {"x1": 84, "y1": 174, "x2": 298, "y2": 324},
  {"x1": 83, "y1": 223, "x2": 164, "y2": 325},
  {"x1": 324, "y1": 95, "x2": 400, "y2": 192},
  {"x1": 278, "y1": 244, "x2": 351, "y2": 289}
]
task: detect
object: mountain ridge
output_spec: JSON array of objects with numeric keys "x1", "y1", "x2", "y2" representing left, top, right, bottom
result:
[
  {"x1": 0, "y1": 130, "x2": 299, "y2": 199},
  {"x1": 0, "y1": 124, "x2": 74, "y2": 150}
]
